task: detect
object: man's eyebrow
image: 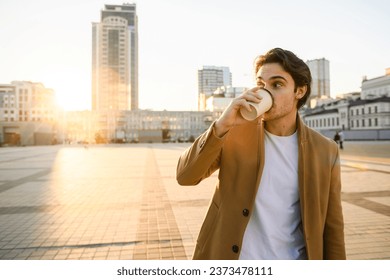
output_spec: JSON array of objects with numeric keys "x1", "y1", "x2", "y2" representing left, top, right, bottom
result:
[{"x1": 256, "y1": 75, "x2": 288, "y2": 81}]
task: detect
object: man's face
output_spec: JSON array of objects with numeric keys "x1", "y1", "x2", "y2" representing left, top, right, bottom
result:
[{"x1": 256, "y1": 62, "x2": 301, "y2": 122}]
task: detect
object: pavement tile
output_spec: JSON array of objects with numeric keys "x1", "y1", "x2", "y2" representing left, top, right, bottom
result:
[{"x1": 0, "y1": 142, "x2": 389, "y2": 260}]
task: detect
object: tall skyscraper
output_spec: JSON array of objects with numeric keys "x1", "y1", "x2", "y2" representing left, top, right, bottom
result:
[
  {"x1": 306, "y1": 58, "x2": 330, "y2": 103},
  {"x1": 92, "y1": 3, "x2": 138, "y2": 111},
  {"x1": 198, "y1": 66, "x2": 232, "y2": 110}
]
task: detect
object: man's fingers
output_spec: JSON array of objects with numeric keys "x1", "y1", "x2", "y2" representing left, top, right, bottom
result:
[
  {"x1": 240, "y1": 88, "x2": 264, "y2": 103},
  {"x1": 235, "y1": 98, "x2": 252, "y2": 112}
]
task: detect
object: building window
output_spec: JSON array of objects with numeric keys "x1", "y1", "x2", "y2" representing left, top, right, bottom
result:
[
  {"x1": 368, "y1": 119, "x2": 372, "y2": 127},
  {"x1": 375, "y1": 118, "x2": 378, "y2": 126}
]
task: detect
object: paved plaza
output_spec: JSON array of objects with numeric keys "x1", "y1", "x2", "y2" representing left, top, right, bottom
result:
[{"x1": 0, "y1": 141, "x2": 389, "y2": 260}]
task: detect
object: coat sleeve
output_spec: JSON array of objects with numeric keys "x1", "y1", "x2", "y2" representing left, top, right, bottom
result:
[
  {"x1": 323, "y1": 147, "x2": 347, "y2": 259},
  {"x1": 176, "y1": 122, "x2": 226, "y2": 186}
]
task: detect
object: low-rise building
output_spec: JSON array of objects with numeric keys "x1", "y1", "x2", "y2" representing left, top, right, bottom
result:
[
  {"x1": 87, "y1": 110, "x2": 210, "y2": 144},
  {"x1": 349, "y1": 97, "x2": 390, "y2": 130},
  {"x1": 0, "y1": 81, "x2": 59, "y2": 146},
  {"x1": 361, "y1": 68, "x2": 390, "y2": 100},
  {"x1": 302, "y1": 96, "x2": 390, "y2": 140},
  {"x1": 302, "y1": 69, "x2": 390, "y2": 140}
]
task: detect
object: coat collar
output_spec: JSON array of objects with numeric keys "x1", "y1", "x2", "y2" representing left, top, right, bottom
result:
[
  {"x1": 296, "y1": 114, "x2": 308, "y2": 145},
  {"x1": 257, "y1": 113, "x2": 307, "y2": 143}
]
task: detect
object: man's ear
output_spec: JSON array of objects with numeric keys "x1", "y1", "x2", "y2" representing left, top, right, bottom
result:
[{"x1": 295, "y1": 85, "x2": 307, "y2": 99}]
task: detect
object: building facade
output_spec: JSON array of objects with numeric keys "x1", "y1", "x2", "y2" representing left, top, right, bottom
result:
[
  {"x1": 88, "y1": 110, "x2": 210, "y2": 144},
  {"x1": 361, "y1": 68, "x2": 390, "y2": 100},
  {"x1": 302, "y1": 95, "x2": 390, "y2": 140},
  {"x1": 306, "y1": 58, "x2": 330, "y2": 106},
  {"x1": 198, "y1": 66, "x2": 232, "y2": 110},
  {"x1": 349, "y1": 97, "x2": 390, "y2": 130},
  {"x1": 92, "y1": 3, "x2": 138, "y2": 111},
  {"x1": 0, "y1": 81, "x2": 59, "y2": 146}
]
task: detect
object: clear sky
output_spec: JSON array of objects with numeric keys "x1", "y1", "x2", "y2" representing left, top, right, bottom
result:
[{"x1": 0, "y1": 0, "x2": 389, "y2": 111}]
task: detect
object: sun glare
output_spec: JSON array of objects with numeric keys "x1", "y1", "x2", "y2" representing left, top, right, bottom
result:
[
  {"x1": 56, "y1": 90, "x2": 90, "y2": 111},
  {"x1": 42, "y1": 73, "x2": 90, "y2": 111}
]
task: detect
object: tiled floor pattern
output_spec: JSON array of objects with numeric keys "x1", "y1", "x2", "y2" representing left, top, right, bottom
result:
[
  {"x1": 132, "y1": 147, "x2": 186, "y2": 260},
  {"x1": 0, "y1": 142, "x2": 389, "y2": 259}
]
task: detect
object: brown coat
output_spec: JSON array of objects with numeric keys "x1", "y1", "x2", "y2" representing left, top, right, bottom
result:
[{"x1": 176, "y1": 115, "x2": 346, "y2": 260}]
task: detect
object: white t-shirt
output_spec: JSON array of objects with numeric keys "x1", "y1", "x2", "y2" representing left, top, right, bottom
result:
[{"x1": 239, "y1": 130, "x2": 307, "y2": 260}]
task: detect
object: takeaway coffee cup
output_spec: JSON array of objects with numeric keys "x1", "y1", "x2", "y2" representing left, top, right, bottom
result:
[{"x1": 240, "y1": 88, "x2": 273, "y2": 121}]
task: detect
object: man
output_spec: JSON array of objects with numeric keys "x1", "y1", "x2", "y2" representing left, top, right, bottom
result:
[
  {"x1": 334, "y1": 131, "x2": 340, "y2": 144},
  {"x1": 338, "y1": 131, "x2": 345, "y2": 149},
  {"x1": 176, "y1": 48, "x2": 346, "y2": 260}
]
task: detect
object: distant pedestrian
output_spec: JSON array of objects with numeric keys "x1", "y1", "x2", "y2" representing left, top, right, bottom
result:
[
  {"x1": 333, "y1": 131, "x2": 340, "y2": 144},
  {"x1": 338, "y1": 131, "x2": 344, "y2": 150}
]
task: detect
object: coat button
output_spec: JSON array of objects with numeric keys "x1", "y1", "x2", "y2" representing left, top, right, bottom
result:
[
  {"x1": 199, "y1": 140, "x2": 205, "y2": 148},
  {"x1": 232, "y1": 245, "x2": 239, "y2": 253},
  {"x1": 242, "y1": 209, "x2": 249, "y2": 217}
]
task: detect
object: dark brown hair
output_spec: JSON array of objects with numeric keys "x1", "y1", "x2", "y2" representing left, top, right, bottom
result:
[{"x1": 254, "y1": 48, "x2": 312, "y2": 109}]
